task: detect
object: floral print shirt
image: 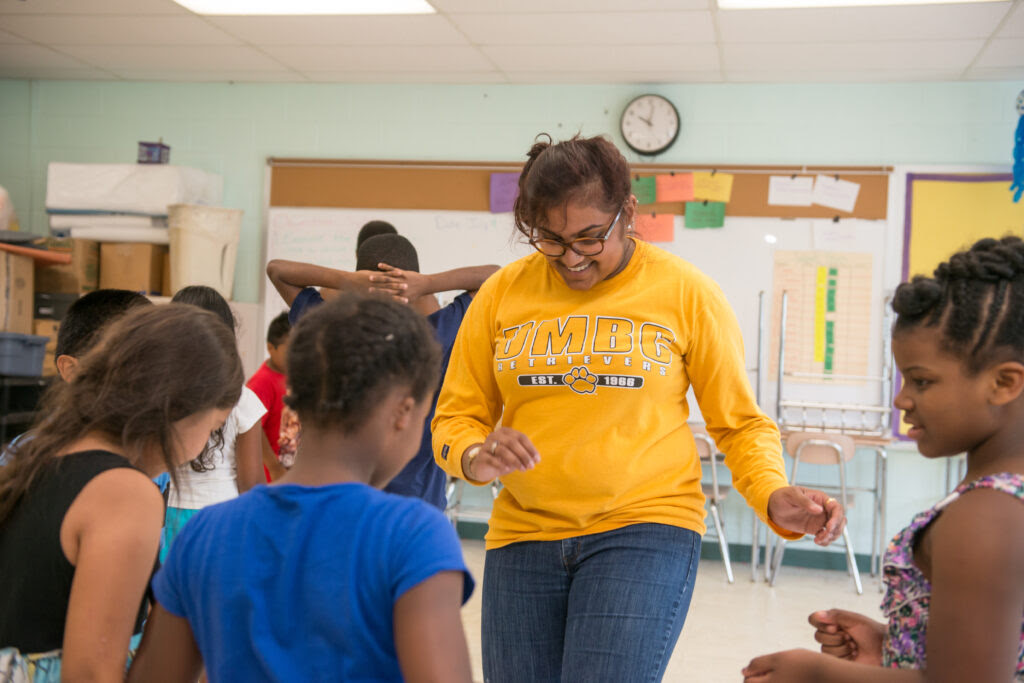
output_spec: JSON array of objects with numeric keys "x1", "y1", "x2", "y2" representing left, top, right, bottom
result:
[{"x1": 880, "y1": 472, "x2": 1024, "y2": 678}]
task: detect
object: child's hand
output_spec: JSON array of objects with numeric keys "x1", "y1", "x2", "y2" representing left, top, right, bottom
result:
[
  {"x1": 368, "y1": 263, "x2": 430, "y2": 304},
  {"x1": 742, "y1": 649, "x2": 824, "y2": 682},
  {"x1": 808, "y1": 609, "x2": 885, "y2": 665}
]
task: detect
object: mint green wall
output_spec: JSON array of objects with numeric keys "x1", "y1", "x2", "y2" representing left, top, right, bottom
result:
[{"x1": 0, "y1": 79, "x2": 1019, "y2": 303}]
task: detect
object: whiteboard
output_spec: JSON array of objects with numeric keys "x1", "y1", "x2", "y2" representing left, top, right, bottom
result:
[{"x1": 264, "y1": 207, "x2": 892, "y2": 416}]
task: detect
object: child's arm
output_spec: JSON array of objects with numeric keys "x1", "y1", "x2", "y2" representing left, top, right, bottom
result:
[
  {"x1": 266, "y1": 259, "x2": 377, "y2": 306},
  {"x1": 261, "y1": 431, "x2": 286, "y2": 480},
  {"x1": 126, "y1": 603, "x2": 203, "y2": 683},
  {"x1": 808, "y1": 608, "x2": 886, "y2": 664},
  {"x1": 369, "y1": 263, "x2": 500, "y2": 302},
  {"x1": 394, "y1": 570, "x2": 473, "y2": 683},
  {"x1": 235, "y1": 423, "x2": 265, "y2": 492},
  {"x1": 742, "y1": 649, "x2": 922, "y2": 682},
  {"x1": 60, "y1": 468, "x2": 164, "y2": 682}
]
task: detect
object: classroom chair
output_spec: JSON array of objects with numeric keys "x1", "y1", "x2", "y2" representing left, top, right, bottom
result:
[
  {"x1": 768, "y1": 431, "x2": 863, "y2": 595},
  {"x1": 445, "y1": 476, "x2": 502, "y2": 528},
  {"x1": 692, "y1": 424, "x2": 734, "y2": 584}
]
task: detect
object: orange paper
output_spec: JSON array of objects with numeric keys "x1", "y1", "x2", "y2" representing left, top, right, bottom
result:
[
  {"x1": 635, "y1": 213, "x2": 674, "y2": 243},
  {"x1": 655, "y1": 173, "x2": 694, "y2": 202}
]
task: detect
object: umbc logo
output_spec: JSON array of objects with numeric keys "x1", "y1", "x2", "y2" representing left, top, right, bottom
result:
[{"x1": 517, "y1": 366, "x2": 644, "y2": 395}]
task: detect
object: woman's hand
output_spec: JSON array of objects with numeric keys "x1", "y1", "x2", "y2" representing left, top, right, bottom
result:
[
  {"x1": 369, "y1": 263, "x2": 431, "y2": 304},
  {"x1": 809, "y1": 609, "x2": 885, "y2": 665},
  {"x1": 462, "y1": 427, "x2": 540, "y2": 482},
  {"x1": 767, "y1": 486, "x2": 846, "y2": 545}
]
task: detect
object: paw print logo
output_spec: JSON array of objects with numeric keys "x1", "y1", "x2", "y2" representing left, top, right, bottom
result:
[{"x1": 564, "y1": 366, "x2": 598, "y2": 395}]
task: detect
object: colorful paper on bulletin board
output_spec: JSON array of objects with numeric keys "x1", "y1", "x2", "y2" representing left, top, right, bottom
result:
[
  {"x1": 896, "y1": 172, "x2": 1024, "y2": 438},
  {"x1": 684, "y1": 201, "x2": 725, "y2": 228},
  {"x1": 692, "y1": 172, "x2": 733, "y2": 202},
  {"x1": 655, "y1": 173, "x2": 694, "y2": 202},
  {"x1": 631, "y1": 176, "x2": 657, "y2": 205},
  {"x1": 635, "y1": 213, "x2": 674, "y2": 242},
  {"x1": 489, "y1": 172, "x2": 519, "y2": 213}
]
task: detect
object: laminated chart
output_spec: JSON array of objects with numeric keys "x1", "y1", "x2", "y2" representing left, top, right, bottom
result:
[{"x1": 769, "y1": 250, "x2": 873, "y2": 382}]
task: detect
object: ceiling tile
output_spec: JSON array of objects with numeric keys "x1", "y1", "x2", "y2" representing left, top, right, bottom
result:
[
  {"x1": 725, "y1": 68, "x2": 962, "y2": 82},
  {"x1": 0, "y1": 42, "x2": 93, "y2": 67},
  {"x1": 0, "y1": 65, "x2": 114, "y2": 79},
  {"x1": 262, "y1": 45, "x2": 492, "y2": 71},
  {"x1": 449, "y1": 11, "x2": 714, "y2": 45},
  {"x1": 997, "y1": 1, "x2": 1024, "y2": 37},
  {"x1": 504, "y1": 70, "x2": 722, "y2": 83},
  {"x1": 0, "y1": 15, "x2": 241, "y2": 45},
  {"x1": 110, "y1": 68, "x2": 306, "y2": 82},
  {"x1": 964, "y1": 66, "x2": 1024, "y2": 80},
  {"x1": 431, "y1": 0, "x2": 709, "y2": 11},
  {"x1": 483, "y1": 44, "x2": 719, "y2": 71},
  {"x1": 718, "y1": 4, "x2": 1011, "y2": 43},
  {"x1": 57, "y1": 44, "x2": 287, "y2": 70},
  {"x1": 205, "y1": 14, "x2": 469, "y2": 45},
  {"x1": 972, "y1": 37, "x2": 1024, "y2": 68},
  {"x1": 723, "y1": 40, "x2": 984, "y2": 71},
  {"x1": 0, "y1": 0, "x2": 187, "y2": 15},
  {"x1": 0, "y1": 27, "x2": 27, "y2": 42},
  {"x1": 302, "y1": 70, "x2": 508, "y2": 83}
]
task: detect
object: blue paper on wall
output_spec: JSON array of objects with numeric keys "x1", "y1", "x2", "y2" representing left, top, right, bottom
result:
[{"x1": 490, "y1": 173, "x2": 519, "y2": 213}]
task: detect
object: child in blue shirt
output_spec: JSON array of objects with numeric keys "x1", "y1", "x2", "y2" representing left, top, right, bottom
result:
[
  {"x1": 128, "y1": 294, "x2": 475, "y2": 683},
  {"x1": 266, "y1": 233, "x2": 497, "y2": 510}
]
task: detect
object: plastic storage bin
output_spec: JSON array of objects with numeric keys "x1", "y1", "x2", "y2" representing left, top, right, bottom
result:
[
  {"x1": 0, "y1": 333, "x2": 49, "y2": 377},
  {"x1": 167, "y1": 204, "x2": 241, "y2": 300}
]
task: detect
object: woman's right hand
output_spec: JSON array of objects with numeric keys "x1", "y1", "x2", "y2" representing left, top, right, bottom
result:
[
  {"x1": 462, "y1": 427, "x2": 540, "y2": 482},
  {"x1": 808, "y1": 609, "x2": 886, "y2": 665}
]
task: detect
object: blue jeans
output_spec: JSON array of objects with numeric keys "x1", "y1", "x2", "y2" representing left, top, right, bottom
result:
[{"x1": 482, "y1": 523, "x2": 701, "y2": 683}]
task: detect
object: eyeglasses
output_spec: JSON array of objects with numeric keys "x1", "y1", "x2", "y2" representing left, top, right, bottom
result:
[{"x1": 529, "y1": 205, "x2": 625, "y2": 257}]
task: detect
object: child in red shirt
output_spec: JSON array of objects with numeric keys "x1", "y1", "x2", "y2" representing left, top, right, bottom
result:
[{"x1": 246, "y1": 312, "x2": 290, "y2": 480}]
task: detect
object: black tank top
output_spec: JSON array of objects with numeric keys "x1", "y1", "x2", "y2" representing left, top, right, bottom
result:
[{"x1": 0, "y1": 450, "x2": 151, "y2": 653}]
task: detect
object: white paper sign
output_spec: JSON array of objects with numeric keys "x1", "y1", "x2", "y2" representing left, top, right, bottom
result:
[
  {"x1": 811, "y1": 175, "x2": 861, "y2": 213},
  {"x1": 768, "y1": 175, "x2": 814, "y2": 206},
  {"x1": 811, "y1": 218, "x2": 885, "y2": 252}
]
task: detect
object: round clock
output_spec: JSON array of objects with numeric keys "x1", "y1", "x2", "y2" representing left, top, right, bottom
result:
[{"x1": 620, "y1": 94, "x2": 680, "y2": 156}]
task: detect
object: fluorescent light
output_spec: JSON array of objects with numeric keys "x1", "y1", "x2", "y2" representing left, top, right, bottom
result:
[
  {"x1": 172, "y1": 0, "x2": 435, "y2": 14},
  {"x1": 719, "y1": 0, "x2": 1001, "y2": 8}
]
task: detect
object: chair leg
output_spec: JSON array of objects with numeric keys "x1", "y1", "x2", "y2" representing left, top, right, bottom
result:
[
  {"x1": 769, "y1": 536, "x2": 786, "y2": 586},
  {"x1": 842, "y1": 526, "x2": 863, "y2": 595},
  {"x1": 709, "y1": 502, "x2": 734, "y2": 584},
  {"x1": 750, "y1": 512, "x2": 760, "y2": 582}
]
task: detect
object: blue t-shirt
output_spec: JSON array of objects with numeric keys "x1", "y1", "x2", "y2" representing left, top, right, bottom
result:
[
  {"x1": 290, "y1": 289, "x2": 473, "y2": 510},
  {"x1": 152, "y1": 483, "x2": 474, "y2": 682}
]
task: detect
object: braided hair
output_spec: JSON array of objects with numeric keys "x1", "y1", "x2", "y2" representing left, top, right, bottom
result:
[
  {"x1": 284, "y1": 294, "x2": 441, "y2": 432},
  {"x1": 893, "y1": 236, "x2": 1024, "y2": 374}
]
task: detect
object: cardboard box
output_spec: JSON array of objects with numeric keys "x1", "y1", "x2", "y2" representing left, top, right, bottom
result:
[
  {"x1": 162, "y1": 250, "x2": 171, "y2": 297},
  {"x1": 99, "y1": 243, "x2": 168, "y2": 295},
  {"x1": 42, "y1": 349, "x2": 57, "y2": 377},
  {"x1": 0, "y1": 252, "x2": 34, "y2": 335},
  {"x1": 34, "y1": 292, "x2": 77, "y2": 321},
  {"x1": 33, "y1": 318, "x2": 60, "y2": 353},
  {"x1": 34, "y1": 238, "x2": 99, "y2": 295}
]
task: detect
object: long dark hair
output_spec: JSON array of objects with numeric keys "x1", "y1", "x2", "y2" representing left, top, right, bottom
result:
[{"x1": 0, "y1": 304, "x2": 244, "y2": 522}]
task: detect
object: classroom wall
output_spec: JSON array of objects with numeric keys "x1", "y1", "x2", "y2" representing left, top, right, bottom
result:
[{"x1": 1, "y1": 79, "x2": 1020, "y2": 305}]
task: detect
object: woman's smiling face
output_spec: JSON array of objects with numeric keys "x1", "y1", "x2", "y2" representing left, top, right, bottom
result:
[{"x1": 536, "y1": 199, "x2": 633, "y2": 291}]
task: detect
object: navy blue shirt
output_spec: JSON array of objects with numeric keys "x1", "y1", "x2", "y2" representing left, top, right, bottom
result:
[{"x1": 290, "y1": 289, "x2": 473, "y2": 510}]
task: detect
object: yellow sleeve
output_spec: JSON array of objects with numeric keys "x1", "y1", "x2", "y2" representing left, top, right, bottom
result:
[
  {"x1": 686, "y1": 284, "x2": 802, "y2": 541},
  {"x1": 431, "y1": 276, "x2": 504, "y2": 485}
]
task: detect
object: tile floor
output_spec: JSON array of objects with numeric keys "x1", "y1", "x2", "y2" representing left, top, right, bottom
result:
[{"x1": 458, "y1": 539, "x2": 884, "y2": 683}]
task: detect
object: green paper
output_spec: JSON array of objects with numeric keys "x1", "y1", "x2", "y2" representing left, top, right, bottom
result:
[
  {"x1": 631, "y1": 176, "x2": 657, "y2": 205},
  {"x1": 684, "y1": 201, "x2": 725, "y2": 228}
]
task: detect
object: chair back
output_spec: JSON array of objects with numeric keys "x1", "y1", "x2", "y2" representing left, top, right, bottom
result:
[
  {"x1": 785, "y1": 431, "x2": 857, "y2": 465},
  {"x1": 690, "y1": 423, "x2": 716, "y2": 462}
]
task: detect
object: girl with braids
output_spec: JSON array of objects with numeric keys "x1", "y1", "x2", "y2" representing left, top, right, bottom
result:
[
  {"x1": 161, "y1": 286, "x2": 267, "y2": 561},
  {"x1": 129, "y1": 294, "x2": 475, "y2": 683},
  {"x1": 432, "y1": 133, "x2": 846, "y2": 682},
  {"x1": 744, "y1": 235, "x2": 1024, "y2": 682},
  {"x1": 0, "y1": 305, "x2": 242, "y2": 682}
]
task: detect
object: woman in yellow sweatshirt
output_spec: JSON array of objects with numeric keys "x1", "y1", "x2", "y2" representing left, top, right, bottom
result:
[{"x1": 432, "y1": 134, "x2": 847, "y2": 682}]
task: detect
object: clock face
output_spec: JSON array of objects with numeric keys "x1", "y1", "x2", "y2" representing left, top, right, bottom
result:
[{"x1": 620, "y1": 94, "x2": 680, "y2": 156}]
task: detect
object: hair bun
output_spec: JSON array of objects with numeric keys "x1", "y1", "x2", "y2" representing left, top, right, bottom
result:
[{"x1": 892, "y1": 276, "x2": 943, "y2": 318}]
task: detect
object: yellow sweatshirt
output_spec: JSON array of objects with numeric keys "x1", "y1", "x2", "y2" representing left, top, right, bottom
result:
[{"x1": 432, "y1": 239, "x2": 797, "y2": 549}]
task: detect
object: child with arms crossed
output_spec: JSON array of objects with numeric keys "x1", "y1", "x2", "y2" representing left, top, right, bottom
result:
[
  {"x1": 743, "y1": 236, "x2": 1024, "y2": 682},
  {"x1": 0, "y1": 305, "x2": 242, "y2": 682},
  {"x1": 128, "y1": 294, "x2": 475, "y2": 683}
]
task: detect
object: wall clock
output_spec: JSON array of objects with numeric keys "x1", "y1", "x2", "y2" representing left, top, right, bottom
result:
[{"x1": 620, "y1": 94, "x2": 680, "y2": 156}]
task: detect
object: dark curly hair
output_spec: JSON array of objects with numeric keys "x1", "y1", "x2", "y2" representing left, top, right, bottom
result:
[
  {"x1": 284, "y1": 294, "x2": 441, "y2": 433},
  {"x1": 356, "y1": 220, "x2": 398, "y2": 251},
  {"x1": 893, "y1": 235, "x2": 1024, "y2": 374},
  {"x1": 0, "y1": 305, "x2": 243, "y2": 522},
  {"x1": 513, "y1": 133, "x2": 632, "y2": 239},
  {"x1": 55, "y1": 289, "x2": 152, "y2": 359},
  {"x1": 266, "y1": 311, "x2": 291, "y2": 346},
  {"x1": 356, "y1": 233, "x2": 419, "y2": 273}
]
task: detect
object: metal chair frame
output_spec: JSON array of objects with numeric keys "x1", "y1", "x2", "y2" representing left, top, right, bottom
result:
[{"x1": 693, "y1": 428, "x2": 734, "y2": 584}]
